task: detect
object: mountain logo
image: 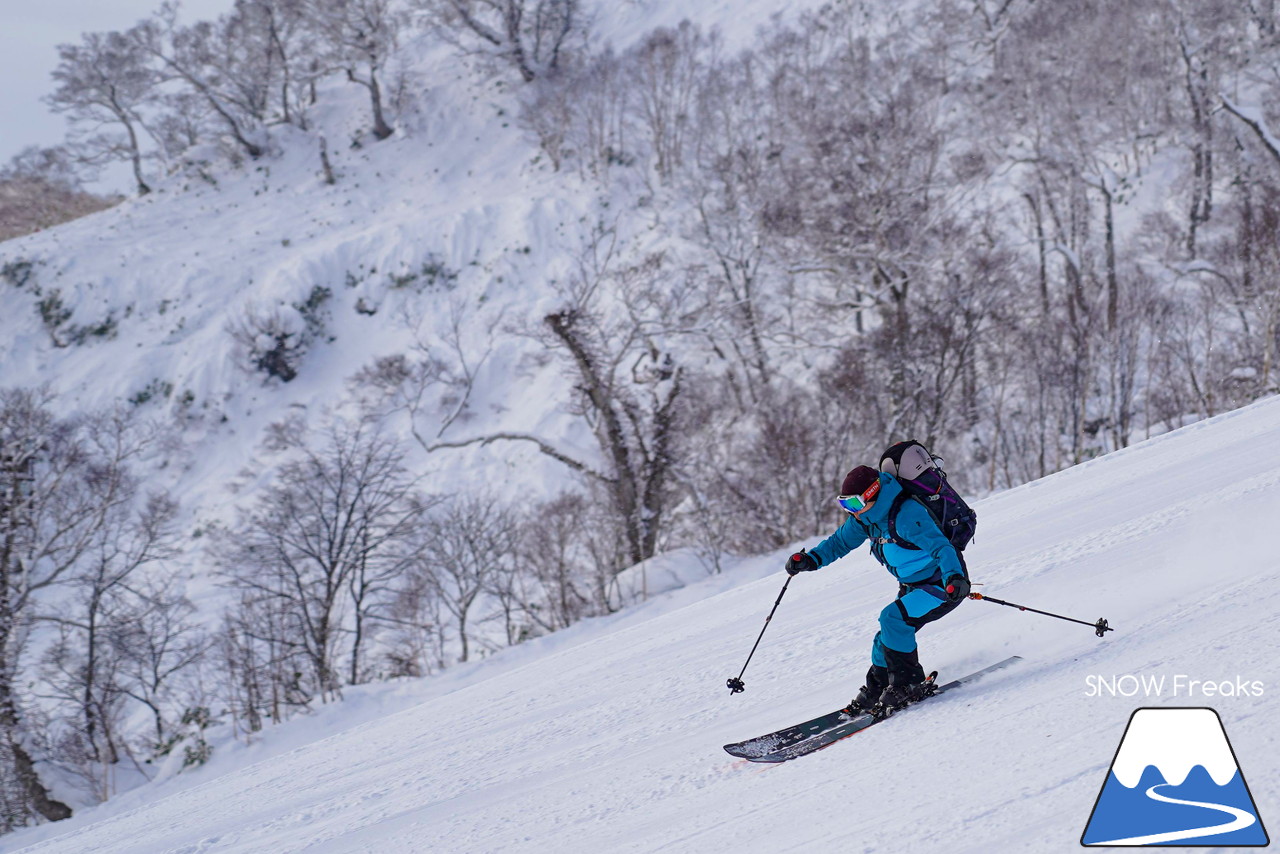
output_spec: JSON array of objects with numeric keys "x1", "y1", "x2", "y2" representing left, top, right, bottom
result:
[{"x1": 1081, "y1": 707, "x2": 1269, "y2": 847}]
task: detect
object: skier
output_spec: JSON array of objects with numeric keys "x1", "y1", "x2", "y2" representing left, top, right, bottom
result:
[{"x1": 785, "y1": 464, "x2": 970, "y2": 713}]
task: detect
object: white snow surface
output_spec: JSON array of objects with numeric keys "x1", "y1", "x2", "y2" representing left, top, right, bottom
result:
[{"x1": 8, "y1": 394, "x2": 1280, "y2": 853}]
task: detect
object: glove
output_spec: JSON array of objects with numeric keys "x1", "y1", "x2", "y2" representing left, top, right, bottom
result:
[
  {"x1": 944, "y1": 575, "x2": 971, "y2": 602},
  {"x1": 785, "y1": 550, "x2": 818, "y2": 576}
]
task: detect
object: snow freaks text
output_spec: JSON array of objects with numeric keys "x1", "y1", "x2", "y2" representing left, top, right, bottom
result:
[{"x1": 1085, "y1": 675, "x2": 1265, "y2": 698}]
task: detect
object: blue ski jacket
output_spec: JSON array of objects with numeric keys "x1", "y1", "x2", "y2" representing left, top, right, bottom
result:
[{"x1": 809, "y1": 473, "x2": 964, "y2": 584}]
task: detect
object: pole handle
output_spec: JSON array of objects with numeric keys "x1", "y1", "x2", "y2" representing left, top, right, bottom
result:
[{"x1": 969, "y1": 590, "x2": 1114, "y2": 638}]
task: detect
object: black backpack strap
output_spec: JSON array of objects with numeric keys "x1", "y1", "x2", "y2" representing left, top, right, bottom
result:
[
  {"x1": 849, "y1": 512, "x2": 885, "y2": 565},
  {"x1": 851, "y1": 491, "x2": 918, "y2": 564},
  {"x1": 883, "y1": 490, "x2": 919, "y2": 551}
]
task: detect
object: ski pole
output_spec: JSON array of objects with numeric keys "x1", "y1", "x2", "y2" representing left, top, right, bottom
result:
[
  {"x1": 727, "y1": 573, "x2": 793, "y2": 695},
  {"x1": 968, "y1": 592, "x2": 1114, "y2": 637}
]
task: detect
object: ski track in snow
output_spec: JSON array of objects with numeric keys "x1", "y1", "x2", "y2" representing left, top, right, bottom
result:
[{"x1": 8, "y1": 407, "x2": 1280, "y2": 850}]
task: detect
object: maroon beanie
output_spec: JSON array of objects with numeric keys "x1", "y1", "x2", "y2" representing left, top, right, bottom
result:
[{"x1": 840, "y1": 465, "x2": 879, "y2": 496}]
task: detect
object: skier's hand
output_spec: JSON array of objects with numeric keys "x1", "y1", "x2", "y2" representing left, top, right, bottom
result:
[
  {"x1": 944, "y1": 575, "x2": 970, "y2": 602},
  {"x1": 785, "y1": 550, "x2": 817, "y2": 576}
]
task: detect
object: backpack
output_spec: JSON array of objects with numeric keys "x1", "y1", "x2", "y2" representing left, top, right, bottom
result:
[{"x1": 875, "y1": 439, "x2": 977, "y2": 554}]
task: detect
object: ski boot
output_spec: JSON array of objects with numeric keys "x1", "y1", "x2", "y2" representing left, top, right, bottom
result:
[
  {"x1": 842, "y1": 684, "x2": 881, "y2": 718},
  {"x1": 873, "y1": 671, "x2": 939, "y2": 717},
  {"x1": 841, "y1": 665, "x2": 888, "y2": 718}
]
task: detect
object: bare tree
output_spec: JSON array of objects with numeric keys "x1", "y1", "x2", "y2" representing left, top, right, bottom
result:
[
  {"x1": 520, "y1": 45, "x2": 633, "y2": 177},
  {"x1": 500, "y1": 0, "x2": 1280, "y2": 559},
  {"x1": 682, "y1": 62, "x2": 783, "y2": 407},
  {"x1": 310, "y1": 0, "x2": 406, "y2": 140},
  {"x1": 217, "y1": 416, "x2": 424, "y2": 701},
  {"x1": 679, "y1": 367, "x2": 869, "y2": 556},
  {"x1": 113, "y1": 577, "x2": 208, "y2": 758},
  {"x1": 539, "y1": 303, "x2": 684, "y2": 567},
  {"x1": 218, "y1": 590, "x2": 310, "y2": 734},
  {"x1": 0, "y1": 391, "x2": 157, "y2": 828},
  {"x1": 409, "y1": 493, "x2": 516, "y2": 662},
  {"x1": 382, "y1": 565, "x2": 449, "y2": 677},
  {"x1": 514, "y1": 494, "x2": 594, "y2": 632},
  {"x1": 429, "y1": 238, "x2": 694, "y2": 573},
  {"x1": 241, "y1": 0, "x2": 321, "y2": 128},
  {"x1": 629, "y1": 23, "x2": 709, "y2": 181},
  {"x1": 425, "y1": 0, "x2": 581, "y2": 82},
  {"x1": 349, "y1": 297, "x2": 501, "y2": 452},
  {"x1": 46, "y1": 31, "x2": 160, "y2": 196},
  {"x1": 1221, "y1": 96, "x2": 1280, "y2": 171},
  {"x1": 1175, "y1": 11, "x2": 1216, "y2": 257},
  {"x1": 476, "y1": 503, "x2": 526, "y2": 646},
  {"x1": 42, "y1": 488, "x2": 179, "y2": 799},
  {"x1": 131, "y1": 5, "x2": 269, "y2": 158}
]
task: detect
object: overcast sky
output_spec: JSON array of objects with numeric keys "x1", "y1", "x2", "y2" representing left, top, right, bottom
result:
[{"x1": 0, "y1": 0, "x2": 233, "y2": 178}]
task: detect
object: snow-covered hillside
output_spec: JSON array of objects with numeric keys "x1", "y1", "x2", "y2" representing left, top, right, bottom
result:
[
  {"x1": 9, "y1": 393, "x2": 1279, "y2": 853},
  {"x1": 0, "y1": 0, "x2": 844, "y2": 521}
]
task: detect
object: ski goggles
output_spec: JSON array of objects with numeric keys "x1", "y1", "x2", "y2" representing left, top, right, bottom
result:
[{"x1": 836, "y1": 478, "x2": 881, "y2": 514}]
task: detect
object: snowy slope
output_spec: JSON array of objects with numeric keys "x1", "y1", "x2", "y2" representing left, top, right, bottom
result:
[
  {"x1": 0, "y1": 0, "x2": 842, "y2": 609},
  {"x1": 9, "y1": 395, "x2": 1279, "y2": 853}
]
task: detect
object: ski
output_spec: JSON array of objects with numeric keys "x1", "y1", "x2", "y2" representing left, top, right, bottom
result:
[{"x1": 724, "y1": 655, "x2": 1022, "y2": 763}]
